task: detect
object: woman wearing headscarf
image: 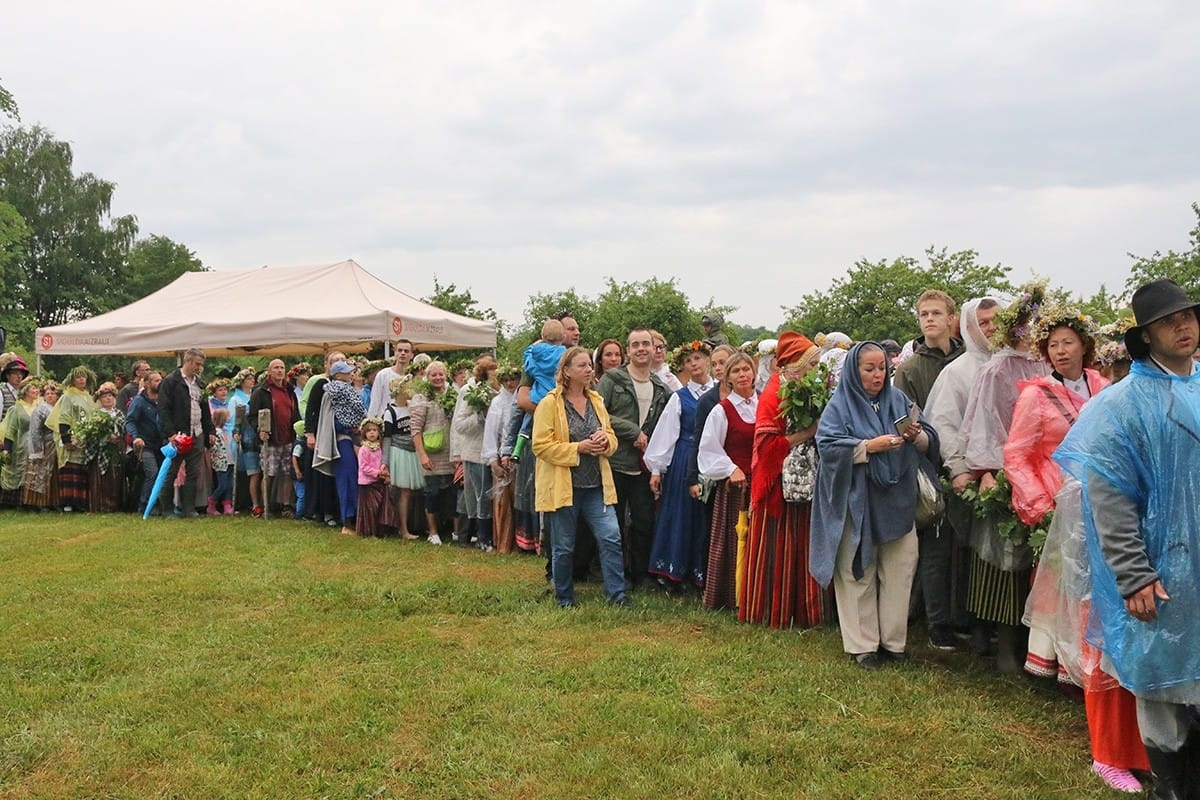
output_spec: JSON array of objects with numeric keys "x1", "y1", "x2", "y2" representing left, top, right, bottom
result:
[
  {"x1": 811, "y1": 342, "x2": 939, "y2": 669},
  {"x1": 47, "y1": 365, "x2": 98, "y2": 512},
  {"x1": 645, "y1": 341, "x2": 715, "y2": 591},
  {"x1": 742, "y1": 331, "x2": 833, "y2": 628},
  {"x1": 0, "y1": 377, "x2": 39, "y2": 507},
  {"x1": 959, "y1": 283, "x2": 1050, "y2": 671},
  {"x1": 698, "y1": 351, "x2": 759, "y2": 610}
]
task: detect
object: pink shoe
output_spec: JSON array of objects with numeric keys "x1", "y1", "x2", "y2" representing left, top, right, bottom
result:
[
  {"x1": 206, "y1": 499, "x2": 220, "y2": 516},
  {"x1": 1091, "y1": 760, "x2": 1142, "y2": 793},
  {"x1": 222, "y1": 501, "x2": 234, "y2": 515}
]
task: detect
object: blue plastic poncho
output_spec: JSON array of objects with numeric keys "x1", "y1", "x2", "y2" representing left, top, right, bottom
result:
[
  {"x1": 1054, "y1": 359, "x2": 1200, "y2": 694},
  {"x1": 810, "y1": 342, "x2": 940, "y2": 587}
]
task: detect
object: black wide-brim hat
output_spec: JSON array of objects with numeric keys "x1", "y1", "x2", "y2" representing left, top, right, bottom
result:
[{"x1": 1125, "y1": 278, "x2": 1200, "y2": 360}]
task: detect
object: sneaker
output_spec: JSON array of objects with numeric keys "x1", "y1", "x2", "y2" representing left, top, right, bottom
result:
[
  {"x1": 610, "y1": 595, "x2": 631, "y2": 608},
  {"x1": 1091, "y1": 761, "x2": 1142, "y2": 793},
  {"x1": 252, "y1": 506, "x2": 264, "y2": 518},
  {"x1": 929, "y1": 626, "x2": 958, "y2": 651},
  {"x1": 427, "y1": 534, "x2": 443, "y2": 545},
  {"x1": 478, "y1": 543, "x2": 495, "y2": 553}
]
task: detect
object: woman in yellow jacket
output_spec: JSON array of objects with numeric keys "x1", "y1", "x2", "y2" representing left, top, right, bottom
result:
[{"x1": 533, "y1": 346, "x2": 629, "y2": 608}]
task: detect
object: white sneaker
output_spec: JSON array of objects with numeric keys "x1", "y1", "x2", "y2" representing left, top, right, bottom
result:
[{"x1": 427, "y1": 534, "x2": 443, "y2": 545}]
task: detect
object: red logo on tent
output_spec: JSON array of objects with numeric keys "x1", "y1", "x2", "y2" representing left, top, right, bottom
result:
[
  {"x1": 391, "y1": 317, "x2": 403, "y2": 335},
  {"x1": 41, "y1": 334, "x2": 53, "y2": 350}
]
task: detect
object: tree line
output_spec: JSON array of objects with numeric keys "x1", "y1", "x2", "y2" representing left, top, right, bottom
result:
[{"x1": 3, "y1": 77, "x2": 1198, "y2": 377}]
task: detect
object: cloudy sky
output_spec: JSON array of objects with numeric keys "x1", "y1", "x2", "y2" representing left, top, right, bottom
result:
[{"x1": 5, "y1": 1, "x2": 1200, "y2": 331}]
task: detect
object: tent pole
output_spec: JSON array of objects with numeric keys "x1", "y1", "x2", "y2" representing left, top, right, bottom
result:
[{"x1": 384, "y1": 340, "x2": 391, "y2": 359}]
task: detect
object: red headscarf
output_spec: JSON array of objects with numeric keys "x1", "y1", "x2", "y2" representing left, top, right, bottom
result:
[{"x1": 751, "y1": 332, "x2": 819, "y2": 518}]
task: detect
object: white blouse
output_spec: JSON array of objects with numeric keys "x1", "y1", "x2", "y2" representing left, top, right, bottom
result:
[
  {"x1": 697, "y1": 391, "x2": 758, "y2": 480},
  {"x1": 643, "y1": 380, "x2": 717, "y2": 475}
]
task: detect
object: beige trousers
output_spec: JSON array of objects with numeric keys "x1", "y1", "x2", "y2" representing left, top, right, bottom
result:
[{"x1": 833, "y1": 522, "x2": 919, "y2": 655}]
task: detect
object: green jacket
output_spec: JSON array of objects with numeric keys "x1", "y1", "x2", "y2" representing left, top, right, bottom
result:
[
  {"x1": 894, "y1": 336, "x2": 964, "y2": 409},
  {"x1": 596, "y1": 366, "x2": 669, "y2": 473}
]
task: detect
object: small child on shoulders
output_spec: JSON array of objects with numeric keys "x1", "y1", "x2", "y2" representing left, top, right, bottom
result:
[{"x1": 509, "y1": 318, "x2": 566, "y2": 460}]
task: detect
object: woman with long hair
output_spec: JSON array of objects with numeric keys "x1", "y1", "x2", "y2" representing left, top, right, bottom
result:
[
  {"x1": 593, "y1": 338, "x2": 624, "y2": 386},
  {"x1": 532, "y1": 346, "x2": 627, "y2": 607}
]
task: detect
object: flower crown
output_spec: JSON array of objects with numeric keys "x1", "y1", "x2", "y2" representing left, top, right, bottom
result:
[
  {"x1": 670, "y1": 340, "x2": 712, "y2": 369},
  {"x1": 1028, "y1": 301, "x2": 1097, "y2": 350},
  {"x1": 360, "y1": 416, "x2": 385, "y2": 432},
  {"x1": 1097, "y1": 313, "x2": 1136, "y2": 340},
  {"x1": 496, "y1": 362, "x2": 521, "y2": 381},
  {"x1": 205, "y1": 377, "x2": 233, "y2": 397},
  {"x1": 233, "y1": 367, "x2": 257, "y2": 386},
  {"x1": 991, "y1": 278, "x2": 1048, "y2": 348},
  {"x1": 1094, "y1": 339, "x2": 1130, "y2": 367},
  {"x1": 388, "y1": 375, "x2": 413, "y2": 400}
]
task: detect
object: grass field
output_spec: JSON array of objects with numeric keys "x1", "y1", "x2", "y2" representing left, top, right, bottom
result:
[{"x1": 0, "y1": 511, "x2": 1127, "y2": 799}]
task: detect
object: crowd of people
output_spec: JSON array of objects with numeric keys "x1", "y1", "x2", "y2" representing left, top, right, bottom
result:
[{"x1": 2, "y1": 282, "x2": 1199, "y2": 797}]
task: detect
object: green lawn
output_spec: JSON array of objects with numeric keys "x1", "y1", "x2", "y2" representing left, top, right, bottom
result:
[{"x1": 0, "y1": 511, "x2": 1125, "y2": 799}]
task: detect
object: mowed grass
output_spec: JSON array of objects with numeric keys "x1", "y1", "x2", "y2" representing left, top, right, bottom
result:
[{"x1": 0, "y1": 511, "x2": 1119, "y2": 799}]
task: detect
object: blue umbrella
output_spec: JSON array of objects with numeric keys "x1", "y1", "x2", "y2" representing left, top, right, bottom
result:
[{"x1": 142, "y1": 436, "x2": 191, "y2": 519}]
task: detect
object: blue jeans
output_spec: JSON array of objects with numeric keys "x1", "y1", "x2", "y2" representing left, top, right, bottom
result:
[{"x1": 549, "y1": 486, "x2": 627, "y2": 606}]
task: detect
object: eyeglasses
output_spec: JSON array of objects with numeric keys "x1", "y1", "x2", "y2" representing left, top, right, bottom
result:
[{"x1": 653, "y1": 344, "x2": 665, "y2": 352}]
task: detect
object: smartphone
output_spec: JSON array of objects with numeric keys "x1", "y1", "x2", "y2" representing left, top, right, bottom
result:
[{"x1": 893, "y1": 401, "x2": 920, "y2": 436}]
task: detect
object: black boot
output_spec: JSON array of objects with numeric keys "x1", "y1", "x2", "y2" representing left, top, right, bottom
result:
[
  {"x1": 1146, "y1": 746, "x2": 1187, "y2": 800},
  {"x1": 995, "y1": 623, "x2": 1027, "y2": 675}
]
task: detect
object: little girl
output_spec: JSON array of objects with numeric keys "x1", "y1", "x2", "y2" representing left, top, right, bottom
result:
[
  {"x1": 355, "y1": 417, "x2": 400, "y2": 536},
  {"x1": 207, "y1": 407, "x2": 235, "y2": 515},
  {"x1": 384, "y1": 376, "x2": 423, "y2": 540}
]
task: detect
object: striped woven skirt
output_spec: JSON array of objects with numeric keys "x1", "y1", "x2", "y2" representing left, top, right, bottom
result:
[
  {"x1": 58, "y1": 462, "x2": 88, "y2": 508},
  {"x1": 703, "y1": 481, "x2": 748, "y2": 611},
  {"x1": 739, "y1": 502, "x2": 833, "y2": 628},
  {"x1": 967, "y1": 552, "x2": 1030, "y2": 627}
]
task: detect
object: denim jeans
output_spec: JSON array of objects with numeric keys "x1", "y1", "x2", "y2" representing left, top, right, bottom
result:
[
  {"x1": 549, "y1": 486, "x2": 627, "y2": 606},
  {"x1": 138, "y1": 447, "x2": 165, "y2": 513}
]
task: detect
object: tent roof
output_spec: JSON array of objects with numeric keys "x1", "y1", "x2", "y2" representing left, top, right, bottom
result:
[{"x1": 34, "y1": 260, "x2": 497, "y2": 357}]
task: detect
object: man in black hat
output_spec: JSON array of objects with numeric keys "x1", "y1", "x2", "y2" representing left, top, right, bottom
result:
[{"x1": 1055, "y1": 278, "x2": 1200, "y2": 798}]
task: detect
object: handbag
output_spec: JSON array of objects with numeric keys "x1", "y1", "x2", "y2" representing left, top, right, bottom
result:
[
  {"x1": 422, "y1": 426, "x2": 445, "y2": 453},
  {"x1": 781, "y1": 439, "x2": 819, "y2": 503},
  {"x1": 914, "y1": 460, "x2": 945, "y2": 528}
]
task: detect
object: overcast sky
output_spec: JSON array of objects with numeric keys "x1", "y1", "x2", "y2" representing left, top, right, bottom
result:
[{"x1": 5, "y1": 1, "x2": 1200, "y2": 331}]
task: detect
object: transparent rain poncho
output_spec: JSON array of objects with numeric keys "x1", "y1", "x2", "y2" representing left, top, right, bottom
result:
[{"x1": 1055, "y1": 360, "x2": 1200, "y2": 695}]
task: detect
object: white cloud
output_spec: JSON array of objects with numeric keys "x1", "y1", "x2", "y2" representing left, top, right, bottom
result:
[{"x1": 5, "y1": 0, "x2": 1199, "y2": 334}]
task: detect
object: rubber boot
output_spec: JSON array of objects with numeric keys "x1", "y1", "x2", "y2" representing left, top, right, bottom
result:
[
  {"x1": 995, "y1": 623, "x2": 1026, "y2": 675},
  {"x1": 1145, "y1": 746, "x2": 1187, "y2": 800},
  {"x1": 206, "y1": 498, "x2": 220, "y2": 516},
  {"x1": 222, "y1": 500, "x2": 234, "y2": 515}
]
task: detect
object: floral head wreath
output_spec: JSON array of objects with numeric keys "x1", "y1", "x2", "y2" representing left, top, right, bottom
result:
[
  {"x1": 991, "y1": 278, "x2": 1048, "y2": 348},
  {"x1": 286, "y1": 363, "x2": 312, "y2": 382},
  {"x1": 65, "y1": 365, "x2": 97, "y2": 393},
  {"x1": 233, "y1": 367, "x2": 257, "y2": 387},
  {"x1": 1097, "y1": 313, "x2": 1136, "y2": 340},
  {"x1": 1029, "y1": 301, "x2": 1098, "y2": 353},
  {"x1": 360, "y1": 416, "x2": 385, "y2": 434},
  {"x1": 360, "y1": 359, "x2": 390, "y2": 378},
  {"x1": 1094, "y1": 339, "x2": 1130, "y2": 367},
  {"x1": 496, "y1": 362, "x2": 522, "y2": 381},
  {"x1": 93, "y1": 381, "x2": 119, "y2": 400},
  {"x1": 388, "y1": 374, "x2": 413, "y2": 400},
  {"x1": 670, "y1": 340, "x2": 712, "y2": 370},
  {"x1": 407, "y1": 353, "x2": 432, "y2": 375},
  {"x1": 39, "y1": 379, "x2": 61, "y2": 394},
  {"x1": 205, "y1": 377, "x2": 233, "y2": 397}
]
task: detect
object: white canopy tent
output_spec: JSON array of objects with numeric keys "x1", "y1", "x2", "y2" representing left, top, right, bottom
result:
[{"x1": 34, "y1": 260, "x2": 497, "y2": 358}]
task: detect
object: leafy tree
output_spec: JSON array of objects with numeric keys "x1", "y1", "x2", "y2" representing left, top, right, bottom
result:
[
  {"x1": 783, "y1": 247, "x2": 1014, "y2": 343},
  {"x1": 1125, "y1": 202, "x2": 1200, "y2": 298},
  {"x1": 0, "y1": 78, "x2": 16, "y2": 121},
  {"x1": 589, "y1": 277, "x2": 703, "y2": 347},
  {"x1": 0, "y1": 201, "x2": 30, "y2": 351},
  {"x1": 419, "y1": 276, "x2": 502, "y2": 365},
  {"x1": 1074, "y1": 283, "x2": 1121, "y2": 327},
  {"x1": 501, "y1": 289, "x2": 598, "y2": 363},
  {"x1": 0, "y1": 125, "x2": 138, "y2": 328},
  {"x1": 118, "y1": 234, "x2": 206, "y2": 307}
]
